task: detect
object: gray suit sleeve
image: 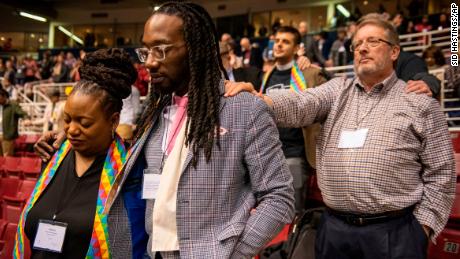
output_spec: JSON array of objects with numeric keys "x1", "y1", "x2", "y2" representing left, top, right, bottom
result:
[{"x1": 231, "y1": 98, "x2": 295, "y2": 258}]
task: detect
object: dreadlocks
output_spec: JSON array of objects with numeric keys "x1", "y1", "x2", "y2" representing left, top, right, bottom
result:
[{"x1": 134, "y1": 1, "x2": 228, "y2": 167}]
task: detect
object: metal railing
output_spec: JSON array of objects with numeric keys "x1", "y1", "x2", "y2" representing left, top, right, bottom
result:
[
  {"x1": 17, "y1": 81, "x2": 76, "y2": 134},
  {"x1": 399, "y1": 28, "x2": 451, "y2": 56}
]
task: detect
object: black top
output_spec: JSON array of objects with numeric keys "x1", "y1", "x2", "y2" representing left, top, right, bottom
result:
[
  {"x1": 264, "y1": 67, "x2": 306, "y2": 159},
  {"x1": 25, "y1": 149, "x2": 106, "y2": 259}
]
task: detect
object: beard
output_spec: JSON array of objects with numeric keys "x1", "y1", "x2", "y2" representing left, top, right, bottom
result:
[{"x1": 355, "y1": 56, "x2": 390, "y2": 77}]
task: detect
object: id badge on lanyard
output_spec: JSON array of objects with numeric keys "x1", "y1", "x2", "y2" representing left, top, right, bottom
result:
[
  {"x1": 338, "y1": 128, "x2": 369, "y2": 149},
  {"x1": 33, "y1": 219, "x2": 68, "y2": 253},
  {"x1": 142, "y1": 169, "x2": 162, "y2": 199}
]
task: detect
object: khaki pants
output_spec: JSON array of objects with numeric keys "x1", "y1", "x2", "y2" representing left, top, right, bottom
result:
[
  {"x1": 0, "y1": 137, "x2": 14, "y2": 157},
  {"x1": 116, "y1": 124, "x2": 134, "y2": 140}
]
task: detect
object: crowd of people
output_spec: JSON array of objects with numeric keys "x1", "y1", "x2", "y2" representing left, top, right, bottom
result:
[{"x1": 0, "y1": 1, "x2": 455, "y2": 259}]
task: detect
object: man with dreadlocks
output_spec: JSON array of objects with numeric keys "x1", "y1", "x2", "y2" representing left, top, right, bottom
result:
[{"x1": 105, "y1": 2, "x2": 293, "y2": 259}]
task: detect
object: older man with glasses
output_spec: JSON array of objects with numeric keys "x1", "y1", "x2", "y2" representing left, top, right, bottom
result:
[{"x1": 226, "y1": 14, "x2": 455, "y2": 259}]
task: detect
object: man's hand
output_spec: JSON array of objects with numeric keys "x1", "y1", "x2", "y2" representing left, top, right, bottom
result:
[
  {"x1": 296, "y1": 56, "x2": 322, "y2": 71},
  {"x1": 34, "y1": 131, "x2": 66, "y2": 162},
  {"x1": 224, "y1": 80, "x2": 259, "y2": 97},
  {"x1": 296, "y1": 45, "x2": 305, "y2": 57},
  {"x1": 405, "y1": 80, "x2": 433, "y2": 97},
  {"x1": 325, "y1": 59, "x2": 334, "y2": 67},
  {"x1": 224, "y1": 80, "x2": 274, "y2": 108},
  {"x1": 297, "y1": 56, "x2": 311, "y2": 70}
]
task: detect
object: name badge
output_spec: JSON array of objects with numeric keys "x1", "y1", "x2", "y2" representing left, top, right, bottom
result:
[
  {"x1": 142, "y1": 169, "x2": 161, "y2": 200},
  {"x1": 338, "y1": 128, "x2": 368, "y2": 149},
  {"x1": 33, "y1": 220, "x2": 67, "y2": 253}
]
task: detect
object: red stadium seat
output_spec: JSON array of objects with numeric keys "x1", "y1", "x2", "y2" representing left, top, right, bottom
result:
[
  {"x1": 19, "y1": 157, "x2": 41, "y2": 180},
  {"x1": 428, "y1": 227, "x2": 460, "y2": 259},
  {"x1": 0, "y1": 223, "x2": 18, "y2": 259},
  {"x1": 3, "y1": 180, "x2": 35, "y2": 205},
  {"x1": 2, "y1": 202, "x2": 22, "y2": 224},
  {"x1": 451, "y1": 183, "x2": 460, "y2": 221},
  {"x1": 3, "y1": 157, "x2": 21, "y2": 179},
  {"x1": 14, "y1": 135, "x2": 27, "y2": 153},
  {"x1": 0, "y1": 220, "x2": 7, "y2": 239},
  {"x1": 451, "y1": 131, "x2": 460, "y2": 153},
  {"x1": 0, "y1": 157, "x2": 5, "y2": 176},
  {"x1": 2, "y1": 180, "x2": 35, "y2": 224},
  {"x1": 24, "y1": 135, "x2": 40, "y2": 145},
  {"x1": 0, "y1": 178, "x2": 20, "y2": 198}
]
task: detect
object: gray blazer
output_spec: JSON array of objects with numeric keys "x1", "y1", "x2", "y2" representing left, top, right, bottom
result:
[{"x1": 106, "y1": 81, "x2": 295, "y2": 259}]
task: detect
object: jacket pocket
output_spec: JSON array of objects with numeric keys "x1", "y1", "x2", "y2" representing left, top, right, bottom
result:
[{"x1": 217, "y1": 222, "x2": 246, "y2": 242}]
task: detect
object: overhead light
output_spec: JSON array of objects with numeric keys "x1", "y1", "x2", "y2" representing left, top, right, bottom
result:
[
  {"x1": 336, "y1": 4, "x2": 351, "y2": 18},
  {"x1": 154, "y1": 6, "x2": 160, "y2": 11},
  {"x1": 58, "y1": 26, "x2": 84, "y2": 45},
  {"x1": 19, "y1": 11, "x2": 47, "y2": 22},
  {"x1": 30, "y1": 34, "x2": 35, "y2": 38},
  {"x1": 0, "y1": 37, "x2": 4, "y2": 41}
]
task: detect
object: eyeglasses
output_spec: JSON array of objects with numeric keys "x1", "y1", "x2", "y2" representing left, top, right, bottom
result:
[
  {"x1": 135, "y1": 44, "x2": 184, "y2": 62},
  {"x1": 350, "y1": 37, "x2": 394, "y2": 52}
]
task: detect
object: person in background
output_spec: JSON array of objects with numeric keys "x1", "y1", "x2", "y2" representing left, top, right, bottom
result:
[
  {"x1": 32, "y1": 90, "x2": 66, "y2": 132},
  {"x1": 240, "y1": 37, "x2": 264, "y2": 69},
  {"x1": 23, "y1": 54, "x2": 40, "y2": 82},
  {"x1": 117, "y1": 85, "x2": 141, "y2": 140},
  {"x1": 133, "y1": 61, "x2": 149, "y2": 96},
  {"x1": 298, "y1": 21, "x2": 327, "y2": 66},
  {"x1": 2, "y1": 72, "x2": 18, "y2": 101},
  {"x1": 40, "y1": 51, "x2": 54, "y2": 80},
  {"x1": 69, "y1": 59, "x2": 82, "y2": 82},
  {"x1": 392, "y1": 13, "x2": 407, "y2": 35},
  {"x1": 220, "y1": 42, "x2": 262, "y2": 91},
  {"x1": 64, "y1": 52, "x2": 77, "y2": 68},
  {"x1": 0, "y1": 88, "x2": 26, "y2": 156},
  {"x1": 329, "y1": 28, "x2": 349, "y2": 66},
  {"x1": 51, "y1": 52, "x2": 70, "y2": 83},
  {"x1": 255, "y1": 25, "x2": 327, "y2": 213}
]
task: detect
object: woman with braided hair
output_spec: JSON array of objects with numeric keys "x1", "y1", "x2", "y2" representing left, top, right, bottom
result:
[
  {"x1": 14, "y1": 48, "x2": 137, "y2": 259},
  {"x1": 33, "y1": 2, "x2": 294, "y2": 259}
]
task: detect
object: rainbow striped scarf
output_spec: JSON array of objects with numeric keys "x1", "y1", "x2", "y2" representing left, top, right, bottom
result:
[
  {"x1": 14, "y1": 135, "x2": 127, "y2": 259},
  {"x1": 260, "y1": 62, "x2": 307, "y2": 94}
]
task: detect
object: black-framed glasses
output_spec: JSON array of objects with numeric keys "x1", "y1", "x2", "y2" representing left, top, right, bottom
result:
[
  {"x1": 135, "y1": 43, "x2": 184, "y2": 62},
  {"x1": 350, "y1": 37, "x2": 394, "y2": 52}
]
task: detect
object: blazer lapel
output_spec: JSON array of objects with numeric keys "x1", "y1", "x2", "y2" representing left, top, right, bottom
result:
[{"x1": 106, "y1": 103, "x2": 165, "y2": 211}]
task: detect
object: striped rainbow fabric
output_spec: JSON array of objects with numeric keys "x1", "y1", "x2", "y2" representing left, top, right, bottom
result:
[{"x1": 259, "y1": 62, "x2": 307, "y2": 93}]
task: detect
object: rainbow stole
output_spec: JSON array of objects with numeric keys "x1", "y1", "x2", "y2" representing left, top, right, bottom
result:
[
  {"x1": 14, "y1": 135, "x2": 127, "y2": 259},
  {"x1": 260, "y1": 62, "x2": 307, "y2": 94}
]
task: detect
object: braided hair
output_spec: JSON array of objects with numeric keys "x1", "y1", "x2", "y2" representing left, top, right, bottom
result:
[
  {"x1": 134, "y1": 1, "x2": 227, "y2": 167},
  {"x1": 72, "y1": 48, "x2": 137, "y2": 116}
]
